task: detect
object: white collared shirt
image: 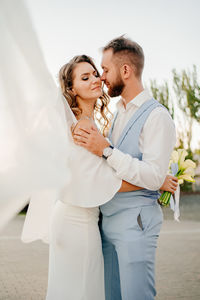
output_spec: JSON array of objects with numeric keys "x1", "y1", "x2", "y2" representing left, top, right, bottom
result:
[{"x1": 107, "y1": 89, "x2": 176, "y2": 190}]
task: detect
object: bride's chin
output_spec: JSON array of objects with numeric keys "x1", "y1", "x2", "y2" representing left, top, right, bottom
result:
[
  {"x1": 97, "y1": 90, "x2": 103, "y2": 98},
  {"x1": 91, "y1": 91, "x2": 102, "y2": 100}
]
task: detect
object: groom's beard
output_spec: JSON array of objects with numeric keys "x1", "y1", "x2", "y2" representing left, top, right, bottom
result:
[{"x1": 108, "y1": 75, "x2": 125, "y2": 98}]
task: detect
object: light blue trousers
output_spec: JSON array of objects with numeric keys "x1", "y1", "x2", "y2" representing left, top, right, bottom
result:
[{"x1": 100, "y1": 203, "x2": 163, "y2": 300}]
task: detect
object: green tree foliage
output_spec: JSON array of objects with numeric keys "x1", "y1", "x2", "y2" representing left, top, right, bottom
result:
[
  {"x1": 150, "y1": 66, "x2": 200, "y2": 192},
  {"x1": 172, "y1": 65, "x2": 200, "y2": 191},
  {"x1": 173, "y1": 65, "x2": 200, "y2": 121},
  {"x1": 173, "y1": 65, "x2": 200, "y2": 150},
  {"x1": 150, "y1": 80, "x2": 174, "y2": 119}
]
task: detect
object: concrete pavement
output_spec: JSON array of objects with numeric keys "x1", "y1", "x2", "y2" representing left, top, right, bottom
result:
[{"x1": 0, "y1": 196, "x2": 200, "y2": 300}]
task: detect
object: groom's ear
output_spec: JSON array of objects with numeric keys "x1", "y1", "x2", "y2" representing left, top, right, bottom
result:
[{"x1": 120, "y1": 64, "x2": 132, "y2": 80}]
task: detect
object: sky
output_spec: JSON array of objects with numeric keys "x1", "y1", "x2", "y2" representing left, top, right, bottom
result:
[{"x1": 26, "y1": 0, "x2": 200, "y2": 149}]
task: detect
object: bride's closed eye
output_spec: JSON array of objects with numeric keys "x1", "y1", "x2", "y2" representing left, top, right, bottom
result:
[{"x1": 81, "y1": 71, "x2": 99, "y2": 81}]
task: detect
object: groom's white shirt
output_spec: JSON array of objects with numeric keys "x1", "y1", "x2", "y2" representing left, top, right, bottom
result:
[{"x1": 107, "y1": 89, "x2": 176, "y2": 190}]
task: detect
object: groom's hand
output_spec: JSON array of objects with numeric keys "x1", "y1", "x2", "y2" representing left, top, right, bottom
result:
[{"x1": 73, "y1": 124, "x2": 110, "y2": 156}]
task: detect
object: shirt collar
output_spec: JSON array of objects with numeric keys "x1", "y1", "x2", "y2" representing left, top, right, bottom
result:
[{"x1": 116, "y1": 89, "x2": 152, "y2": 112}]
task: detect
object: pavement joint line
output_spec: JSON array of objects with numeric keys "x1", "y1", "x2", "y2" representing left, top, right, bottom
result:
[
  {"x1": 0, "y1": 236, "x2": 21, "y2": 240},
  {"x1": 1, "y1": 227, "x2": 200, "y2": 240},
  {"x1": 161, "y1": 229, "x2": 200, "y2": 234}
]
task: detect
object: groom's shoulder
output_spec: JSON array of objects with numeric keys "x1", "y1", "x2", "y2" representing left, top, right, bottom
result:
[
  {"x1": 151, "y1": 98, "x2": 173, "y2": 117},
  {"x1": 147, "y1": 101, "x2": 175, "y2": 127}
]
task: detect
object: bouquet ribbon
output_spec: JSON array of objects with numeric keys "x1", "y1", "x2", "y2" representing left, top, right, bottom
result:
[
  {"x1": 170, "y1": 162, "x2": 180, "y2": 222},
  {"x1": 170, "y1": 184, "x2": 180, "y2": 222}
]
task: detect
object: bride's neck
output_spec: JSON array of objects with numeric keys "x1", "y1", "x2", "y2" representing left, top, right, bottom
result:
[{"x1": 76, "y1": 97, "x2": 95, "y2": 120}]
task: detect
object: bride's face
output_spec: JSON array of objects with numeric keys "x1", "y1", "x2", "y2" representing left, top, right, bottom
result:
[{"x1": 72, "y1": 62, "x2": 102, "y2": 101}]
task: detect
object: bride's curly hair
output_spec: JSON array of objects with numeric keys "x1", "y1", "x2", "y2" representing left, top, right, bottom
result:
[{"x1": 59, "y1": 55, "x2": 112, "y2": 136}]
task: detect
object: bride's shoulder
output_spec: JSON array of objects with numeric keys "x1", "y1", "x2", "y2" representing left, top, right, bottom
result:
[
  {"x1": 77, "y1": 118, "x2": 94, "y2": 126},
  {"x1": 72, "y1": 118, "x2": 96, "y2": 134}
]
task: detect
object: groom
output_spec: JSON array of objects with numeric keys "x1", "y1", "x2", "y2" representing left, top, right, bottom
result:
[{"x1": 74, "y1": 36, "x2": 176, "y2": 300}]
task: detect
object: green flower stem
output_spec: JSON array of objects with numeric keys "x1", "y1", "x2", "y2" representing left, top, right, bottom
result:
[
  {"x1": 159, "y1": 191, "x2": 172, "y2": 206},
  {"x1": 162, "y1": 192, "x2": 168, "y2": 204}
]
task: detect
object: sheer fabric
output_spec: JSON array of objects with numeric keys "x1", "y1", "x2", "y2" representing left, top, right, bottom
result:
[
  {"x1": 0, "y1": 0, "x2": 70, "y2": 230},
  {"x1": 0, "y1": 0, "x2": 121, "y2": 242}
]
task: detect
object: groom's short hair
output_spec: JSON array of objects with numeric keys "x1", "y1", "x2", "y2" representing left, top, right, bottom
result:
[{"x1": 103, "y1": 36, "x2": 144, "y2": 78}]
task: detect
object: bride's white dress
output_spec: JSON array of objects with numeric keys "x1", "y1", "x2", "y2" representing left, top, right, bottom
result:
[
  {"x1": 0, "y1": 1, "x2": 122, "y2": 299},
  {"x1": 47, "y1": 202, "x2": 104, "y2": 300}
]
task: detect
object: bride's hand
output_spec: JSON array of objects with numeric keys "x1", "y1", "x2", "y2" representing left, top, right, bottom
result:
[{"x1": 160, "y1": 175, "x2": 178, "y2": 194}]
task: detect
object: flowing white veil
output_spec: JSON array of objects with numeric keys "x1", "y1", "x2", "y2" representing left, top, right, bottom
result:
[
  {"x1": 0, "y1": 0, "x2": 70, "y2": 232},
  {"x1": 0, "y1": 0, "x2": 121, "y2": 243}
]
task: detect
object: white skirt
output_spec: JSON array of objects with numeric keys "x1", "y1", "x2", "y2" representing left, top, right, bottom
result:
[{"x1": 46, "y1": 200, "x2": 105, "y2": 300}]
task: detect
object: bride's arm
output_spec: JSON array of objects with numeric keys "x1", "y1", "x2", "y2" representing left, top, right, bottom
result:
[{"x1": 119, "y1": 175, "x2": 178, "y2": 193}]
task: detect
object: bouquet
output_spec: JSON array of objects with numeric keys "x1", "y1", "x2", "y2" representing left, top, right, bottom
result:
[{"x1": 159, "y1": 149, "x2": 196, "y2": 220}]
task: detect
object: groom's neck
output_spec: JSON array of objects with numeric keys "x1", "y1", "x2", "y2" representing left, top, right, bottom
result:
[{"x1": 121, "y1": 79, "x2": 144, "y2": 105}]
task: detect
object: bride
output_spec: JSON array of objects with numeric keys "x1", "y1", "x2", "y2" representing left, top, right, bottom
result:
[
  {"x1": 0, "y1": 1, "x2": 178, "y2": 300},
  {"x1": 45, "y1": 55, "x2": 122, "y2": 300}
]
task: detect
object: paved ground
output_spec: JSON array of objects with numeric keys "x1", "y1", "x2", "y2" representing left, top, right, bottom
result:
[{"x1": 0, "y1": 194, "x2": 200, "y2": 300}]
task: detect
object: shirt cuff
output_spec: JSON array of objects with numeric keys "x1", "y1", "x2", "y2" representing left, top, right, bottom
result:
[
  {"x1": 107, "y1": 148, "x2": 124, "y2": 170},
  {"x1": 105, "y1": 137, "x2": 111, "y2": 143}
]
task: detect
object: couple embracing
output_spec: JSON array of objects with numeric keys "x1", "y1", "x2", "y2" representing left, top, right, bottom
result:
[{"x1": 41, "y1": 36, "x2": 177, "y2": 300}]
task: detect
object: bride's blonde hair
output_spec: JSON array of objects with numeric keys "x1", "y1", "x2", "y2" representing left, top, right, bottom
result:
[{"x1": 59, "y1": 55, "x2": 112, "y2": 136}]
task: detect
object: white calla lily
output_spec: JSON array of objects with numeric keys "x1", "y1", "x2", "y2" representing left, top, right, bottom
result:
[
  {"x1": 171, "y1": 150, "x2": 179, "y2": 163},
  {"x1": 178, "y1": 149, "x2": 188, "y2": 168},
  {"x1": 178, "y1": 174, "x2": 195, "y2": 183},
  {"x1": 169, "y1": 159, "x2": 173, "y2": 168},
  {"x1": 181, "y1": 159, "x2": 196, "y2": 169},
  {"x1": 183, "y1": 167, "x2": 195, "y2": 177},
  {"x1": 178, "y1": 179, "x2": 184, "y2": 184}
]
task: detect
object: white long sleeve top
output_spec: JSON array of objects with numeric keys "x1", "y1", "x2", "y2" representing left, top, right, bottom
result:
[{"x1": 107, "y1": 89, "x2": 176, "y2": 190}]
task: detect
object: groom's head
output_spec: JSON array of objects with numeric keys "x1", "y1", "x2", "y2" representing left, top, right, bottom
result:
[{"x1": 101, "y1": 36, "x2": 144, "y2": 97}]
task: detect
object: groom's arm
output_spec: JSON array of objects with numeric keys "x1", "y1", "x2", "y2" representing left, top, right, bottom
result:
[
  {"x1": 106, "y1": 109, "x2": 176, "y2": 190},
  {"x1": 73, "y1": 108, "x2": 176, "y2": 191}
]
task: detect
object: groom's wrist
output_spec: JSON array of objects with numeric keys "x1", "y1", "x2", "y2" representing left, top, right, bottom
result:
[{"x1": 102, "y1": 145, "x2": 114, "y2": 160}]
